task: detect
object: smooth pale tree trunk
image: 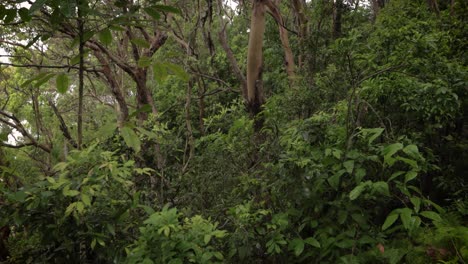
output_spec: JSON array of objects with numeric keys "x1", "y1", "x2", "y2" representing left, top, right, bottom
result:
[{"x1": 246, "y1": 0, "x2": 267, "y2": 119}]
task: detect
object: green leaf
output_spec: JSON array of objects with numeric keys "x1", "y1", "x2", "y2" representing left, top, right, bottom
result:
[
  {"x1": 410, "y1": 197, "x2": 421, "y2": 212},
  {"x1": 372, "y1": 181, "x2": 390, "y2": 196},
  {"x1": 153, "y1": 62, "x2": 168, "y2": 83},
  {"x1": 82, "y1": 194, "x2": 91, "y2": 206},
  {"x1": 64, "y1": 189, "x2": 80, "y2": 197},
  {"x1": 91, "y1": 239, "x2": 97, "y2": 249},
  {"x1": 383, "y1": 143, "x2": 403, "y2": 165},
  {"x1": 130, "y1": 38, "x2": 150, "y2": 48},
  {"x1": 367, "y1": 128, "x2": 384, "y2": 144},
  {"x1": 137, "y1": 56, "x2": 152, "y2": 68},
  {"x1": 304, "y1": 237, "x2": 321, "y2": 248},
  {"x1": 403, "y1": 144, "x2": 420, "y2": 159},
  {"x1": 56, "y1": 74, "x2": 69, "y2": 94},
  {"x1": 343, "y1": 160, "x2": 354, "y2": 174},
  {"x1": 152, "y1": 4, "x2": 181, "y2": 14},
  {"x1": 420, "y1": 211, "x2": 442, "y2": 222},
  {"x1": 18, "y1": 7, "x2": 31, "y2": 22},
  {"x1": 76, "y1": 202, "x2": 85, "y2": 213},
  {"x1": 289, "y1": 238, "x2": 305, "y2": 256},
  {"x1": 349, "y1": 183, "x2": 366, "y2": 200},
  {"x1": 121, "y1": 126, "x2": 141, "y2": 153},
  {"x1": 65, "y1": 202, "x2": 76, "y2": 216},
  {"x1": 165, "y1": 63, "x2": 189, "y2": 81},
  {"x1": 382, "y1": 213, "x2": 399, "y2": 230},
  {"x1": 400, "y1": 208, "x2": 412, "y2": 230},
  {"x1": 404, "y1": 171, "x2": 418, "y2": 183},
  {"x1": 204, "y1": 234, "x2": 212, "y2": 245},
  {"x1": 99, "y1": 28, "x2": 112, "y2": 45},
  {"x1": 144, "y1": 7, "x2": 161, "y2": 20}
]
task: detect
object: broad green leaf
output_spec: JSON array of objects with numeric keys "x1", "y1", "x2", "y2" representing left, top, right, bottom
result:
[
  {"x1": 349, "y1": 183, "x2": 366, "y2": 200},
  {"x1": 420, "y1": 211, "x2": 442, "y2": 222},
  {"x1": 56, "y1": 74, "x2": 69, "y2": 94},
  {"x1": 403, "y1": 144, "x2": 420, "y2": 159},
  {"x1": 65, "y1": 202, "x2": 76, "y2": 216},
  {"x1": 410, "y1": 197, "x2": 421, "y2": 212},
  {"x1": 405, "y1": 171, "x2": 418, "y2": 183},
  {"x1": 131, "y1": 38, "x2": 150, "y2": 48},
  {"x1": 4, "y1": 8, "x2": 16, "y2": 24},
  {"x1": 399, "y1": 208, "x2": 412, "y2": 230},
  {"x1": 82, "y1": 194, "x2": 91, "y2": 206},
  {"x1": 304, "y1": 237, "x2": 320, "y2": 248},
  {"x1": 382, "y1": 213, "x2": 399, "y2": 230},
  {"x1": 383, "y1": 143, "x2": 403, "y2": 165},
  {"x1": 204, "y1": 234, "x2": 212, "y2": 245},
  {"x1": 121, "y1": 126, "x2": 141, "y2": 153},
  {"x1": 372, "y1": 181, "x2": 390, "y2": 196},
  {"x1": 144, "y1": 7, "x2": 161, "y2": 20},
  {"x1": 76, "y1": 202, "x2": 84, "y2": 213},
  {"x1": 367, "y1": 128, "x2": 384, "y2": 144},
  {"x1": 18, "y1": 7, "x2": 31, "y2": 22},
  {"x1": 289, "y1": 238, "x2": 305, "y2": 256},
  {"x1": 64, "y1": 189, "x2": 80, "y2": 197},
  {"x1": 99, "y1": 28, "x2": 112, "y2": 45},
  {"x1": 343, "y1": 160, "x2": 354, "y2": 174}
]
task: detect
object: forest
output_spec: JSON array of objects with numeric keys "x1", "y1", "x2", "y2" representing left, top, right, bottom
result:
[{"x1": 0, "y1": 0, "x2": 467, "y2": 263}]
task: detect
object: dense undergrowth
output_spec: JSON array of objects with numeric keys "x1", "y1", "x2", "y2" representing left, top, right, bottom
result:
[{"x1": 0, "y1": 0, "x2": 467, "y2": 263}]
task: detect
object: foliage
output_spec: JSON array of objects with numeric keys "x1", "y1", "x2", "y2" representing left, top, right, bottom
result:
[{"x1": 0, "y1": 0, "x2": 466, "y2": 263}]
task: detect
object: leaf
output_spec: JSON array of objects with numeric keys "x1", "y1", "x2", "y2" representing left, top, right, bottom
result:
[
  {"x1": 410, "y1": 197, "x2": 421, "y2": 212},
  {"x1": 107, "y1": 224, "x2": 116, "y2": 236},
  {"x1": 304, "y1": 237, "x2": 321, "y2": 248},
  {"x1": 382, "y1": 213, "x2": 399, "y2": 230},
  {"x1": 3, "y1": 8, "x2": 16, "y2": 24},
  {"x1": 121, "y1": 126, "x2": 141, "y2": 153},
  {"x1": 56, "y1": 74, "x2": 69, "y2": 94},
  {"x1": 349, "y1": 183, "x2": 366, "y2": 200},
  {"x1": 130, "y1": 38, "x2": 150, "y2": 48},
  {"x1": 99, "y1": 28, "x2": 112, "y2": 45},
  {"x1": 403, "y1": 144, "x2": 420, "y2": 159},
  {"x1": 204, "y1": 234, "x2": 212, "y2": 245},
  {"x1": 76, "y1": 202, "x2": 84, "y2": 213},
  {"x1": 343, "y1": 160, "x2": 354, "y2": 174},
  {"x1": 65, "y1": 203, "x2": 76, "y2": 216},
  {"x1": 64, "y1": 189, "x2": 80, "y2": 197},
  {"x1": 289, "y1": 238, "x2": 305, "y2": 256},
  {"x1": 367, "y1": 128, "x2": 384, "y2": 144},
  {"x1": 153, "y1": 62, "x2": 168, "y2": 83},
  {"x1": 81, "y1": 193, "x2": 91, "y2": 206},
  {"x1": 18, "y1": 7, "x2": 31, "y2": 22},
  {"x1": 165, "y1": 63, "x2": 189, "y2": 81},
  {"x1": 399, "y1": 208, "x2": 412, "y2": 230},
  {"x1": 91, "y1": 239, "x2": 96, "y2": 249},
  {"x1": 420, "y1": 211, "x2": 442, "y2": 222},
  {"x1": 152, "y1": 4, "x2": 181, "y2": 14},
  {"x1": 383, "y1": 143, "x2": 403, "y2": 165},
  {"x1": 137, "y1": 56, "x2": 152, "y2": 68},
  {"x1": 144, "y1": 7, "x2": 161, "y2": 20},
  {"x1": 372, "y1": 181, "x2": 390, "y2": 196},
  {"x1": 404, "y1": 171, "x2": 418, "y2": 183}
]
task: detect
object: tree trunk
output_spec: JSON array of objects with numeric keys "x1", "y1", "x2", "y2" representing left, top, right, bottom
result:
[
  {"x1": 266, "y1": 0, "x2": 296, "y2": 81},
  {"x1": 333, "y1": 0, "x2": 343, "y2": 38},
  {"x1": 246, "y1": 0, "x2": 267, "y2": 120}
]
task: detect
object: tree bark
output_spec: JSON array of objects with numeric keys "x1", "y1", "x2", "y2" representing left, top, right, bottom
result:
[
  {"x1": 246, "y1": 0, "x2": 267, "y2": 119},
  {"x1": 265, "y1": 0, "x2": 296, "y2": 81}
]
